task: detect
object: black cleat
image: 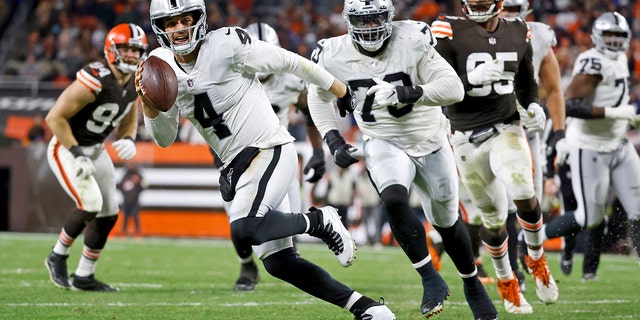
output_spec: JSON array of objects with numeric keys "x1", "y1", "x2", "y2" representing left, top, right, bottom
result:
[
  {"x1": 420, "y1": 273, "x2": 450, "y2": 318},
  {"x1": 464, "y1": 277, "x2": 498, "y2": 320},
  {"x1": 71, "y1": 274, "x2": 119, "y2": 292},
  {"x1": 559, "y1": 250, "x2": 573, "y2": 275},
  {"x1": 44, "y1": 252, "x2": 70, "y2": 289},
  {"x1": 233, "y1": 260, "x2": 260, "y2": 291}
]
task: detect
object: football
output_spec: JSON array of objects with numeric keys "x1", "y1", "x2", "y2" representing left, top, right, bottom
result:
[{"x1": 139, "y1": 55, "x2": 178, "y2": 112}]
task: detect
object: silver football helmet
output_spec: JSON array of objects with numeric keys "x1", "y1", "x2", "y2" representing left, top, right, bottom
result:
[
  {"x1": 462, "y1": 0, "x2": 503, "y2": 23},
  {"x1": 501, "y1": 0, "x2": 529, "y2": 19},
  {"x1": 343, "y1": 0, "x2": 394, "y2": 52},
  {"x1": 245, "y1": 22, "x2": 280, "y2": 47},
  {"x1": 591, "y1": 12, "x2": 631, "y2": 59},
  {"x1": 150, "y1": 0, "x2": 207, "y2": 55}
]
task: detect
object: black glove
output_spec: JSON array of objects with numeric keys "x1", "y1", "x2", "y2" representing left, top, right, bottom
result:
[
  {"x1": 545, "y1": 129, "x2": 568, "y2": 178},
  {"x1": 336, "y1": 86, "x2": 356, "y2": 117},
  {"x1": 324, "y1": 130, "x2": 358, "y2": 168},
  {"x1": 303, "y1": 148, "x2": 326, "y2": 183}
]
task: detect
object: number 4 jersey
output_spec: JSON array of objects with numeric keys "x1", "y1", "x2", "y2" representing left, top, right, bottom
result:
[{"x1": 432, "y1": 16, "x2": 538, "y2": 132}]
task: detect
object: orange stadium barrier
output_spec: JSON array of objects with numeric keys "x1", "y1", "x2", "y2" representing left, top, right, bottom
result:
[
  {"x1": 113, "y1": 210, "x2": 230, "y2": 239},
  {"x1": 105, "y1": 141, "x2": 215, "y2": 166}
]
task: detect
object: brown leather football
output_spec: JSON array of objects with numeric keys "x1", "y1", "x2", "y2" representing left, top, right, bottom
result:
[{"x1": 139, "y1": 56, "x2": 178, "y2": 112}]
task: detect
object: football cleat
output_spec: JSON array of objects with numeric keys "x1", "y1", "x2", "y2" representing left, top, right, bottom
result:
[
  {"x1": 356, "y1": 300, "x2": 396, "y2": 320},
  {"x1": 44, "y1": 252, "x2": 71, "y2": 288},
  {"x1": 524, "y1": 254, "x2": 558, "y2": 304},
  {"x1": 559, "y1": 250, "x2": 573, "y2": 275},
  {"x1": 464, "y1": 276, "x2": 498, "y2": 320},
  {"x1": 233, "y1": 260, "x2": 260, "y2": 291},
  {"x1": 581, "y1": 273, "x2": 600, "y2": 283},
  {"x1": 308, "y1": 206, "x2": 356, "y2": 267},
  {"x1": 497, "y1": 276, "x2": 532, "y2": 314},
  {"x1": 72, "y1": 274, "x2": 119, "y2": 292},
  {"x1": 420, "y1": 273, "x2": 450, "y2": 318}
]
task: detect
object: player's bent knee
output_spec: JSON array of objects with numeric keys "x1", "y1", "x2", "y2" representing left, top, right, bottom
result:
[
  {"x1": 230, "y1": 217, "x2": 266, "y2": 246},
  {"x1": 380, "y1": 185, "x2": 408, "y2": 205},
  {"x1": 262, "y1": 247, "x2": 297, "y2": 278}
]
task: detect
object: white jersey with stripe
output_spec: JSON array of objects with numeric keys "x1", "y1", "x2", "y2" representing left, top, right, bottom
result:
[
  {"x1": 261, "y1": 73, "x2": 306, "y2": 126},
  {"x1": 528, "y1": 21, "x2": 557, "y2": 84},
  {"x1": 566, "y1": 48, "x2": 631, "y2": 152},
  {"x1": 308, "y1": 20, "x2": 455, "y2": 157},
  {"x1": 145, "y1": 27, "x2": 335, "y2": 166}
]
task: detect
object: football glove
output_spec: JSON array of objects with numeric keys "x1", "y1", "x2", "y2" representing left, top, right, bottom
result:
[
  {"x1": 303, "y1": 148, "x2": 326, "y2": 183},
  {"x1": 324, "y1": 130, "x2": 358, "y2": 168},
  {"x1": 604, "y1": 104, "x2": 637, "y2": 121},
  {"x1": 546, "y1": 130, "x2": 569, "y2": 166},
  {"x1": 113, "y1": 137, "x2": 137, "y2": 160},
  {"x1": 521, "y1": 102, "x2": 546, "y2": 133},
  {"x1": 74, "y1": 156, "x2": 95, "y2": 179},
  {"x1": 467, "y1": 59, "x2": 503, "y2": 86},
  {"x1": 336, "y1": 86, "x2": 357, "y2": 117},
  {"x1": 366, "y1": 78, "x2": 423, "y2": 107}
]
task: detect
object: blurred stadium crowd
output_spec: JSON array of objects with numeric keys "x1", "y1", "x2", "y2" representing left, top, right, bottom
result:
[{"x1": 0, "y1": 0, "x2": 639, "y2": 103}]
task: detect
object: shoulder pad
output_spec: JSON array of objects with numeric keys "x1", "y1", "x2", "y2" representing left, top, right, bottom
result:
[{"x1": 431, "y1": 20, "x2": 452, "y2": 39}]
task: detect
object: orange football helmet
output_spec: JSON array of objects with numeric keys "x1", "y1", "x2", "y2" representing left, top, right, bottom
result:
[{"x1": 104, "y1": 23, "x2": 148, "y2": 74}]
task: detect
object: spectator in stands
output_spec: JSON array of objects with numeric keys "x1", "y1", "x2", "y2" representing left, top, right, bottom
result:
[{"x1": 118, "y1": 161, "x2": 147, "y2": 237}]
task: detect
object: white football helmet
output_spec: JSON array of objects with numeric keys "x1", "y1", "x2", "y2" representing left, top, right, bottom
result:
[
  {"x1": 462, "y1": 0, "x2": 504, "y2": 23},
  {"x1": 150, "y1": 0, "x2": 207, "y2": 55},
  {"x1": 245, "y1": 22, "x2": 280, "y2": 47},
  {"x1": 343, "y1": 0, "x2": 394, "y2": 52},
  {"x1": 591, "y1": 12, "x2": 631, "y2": 59},
  {"x1": 501, "y1": 0, "x2": 529, "y2": 19}
]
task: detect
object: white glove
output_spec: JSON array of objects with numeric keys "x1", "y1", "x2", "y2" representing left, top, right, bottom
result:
[
  {"x1": 554, "y1": 138, "x2": 569, "y2": 166},
  {"x1": 521, "y1": 102, "x2": 546, "y2": 133},
  {"x1": 367, "y1": 78, "x2": 399, "y2": 107},
  {"x1": 74, "y1": 156, "x2": 95, "y2": 179},
  {"x1": 467, "y1": 59, "x2": 503, "y2": 86},
  {"x1": 113, "y1": 138, "x2": 137, "y2": 160},
  {"x1": 604, "y1": 104, "x2": 637, "y2": 121}
]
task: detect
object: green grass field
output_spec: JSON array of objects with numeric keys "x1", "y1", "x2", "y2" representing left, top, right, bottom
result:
[{"x1": 1, "y1": 232, "x2": 638, "y2": 320}]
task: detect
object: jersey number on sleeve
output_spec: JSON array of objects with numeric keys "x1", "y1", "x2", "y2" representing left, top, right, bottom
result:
[{"x1": 193, "y1": 93, "x2": 232, "y2": 139}]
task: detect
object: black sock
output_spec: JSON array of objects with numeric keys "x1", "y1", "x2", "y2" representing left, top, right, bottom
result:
[
  {"x1": 434, "y1": 219, "x2": 475, "y2": 275},
  {"x1": 305, "y1": 208, "x2": 323, "y2": 235},
  {"x1": 583, "y1": 221, "x2": 605, "y2": 275},
  {"x1": 464, "y1": 222, "x2": 482, "y2": 259},
  {"x1": 545, "y1": 211, "x2": 582, "y2": 239},
  {"x1": 506, "y1": 212, "x2": 520, "y2": 271}
]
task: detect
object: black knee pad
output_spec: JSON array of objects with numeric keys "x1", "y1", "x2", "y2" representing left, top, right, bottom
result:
[
  {"x1": 230, "y1": 217, "x2": 262, "y2": 247},
  {"x1": 379, "y1": 185, "x2": 408, "y2": 208},
  {"x1": 63, "y1": 209, "x2": 98, "y2": 238}
]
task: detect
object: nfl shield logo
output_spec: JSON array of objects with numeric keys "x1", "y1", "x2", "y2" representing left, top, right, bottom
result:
[
  {"x1": 187, "y1": 79, "x2": 194, "y2": 87},
  {"x1": 488, "y1": 37, "x2": 496, "y2": 45}
]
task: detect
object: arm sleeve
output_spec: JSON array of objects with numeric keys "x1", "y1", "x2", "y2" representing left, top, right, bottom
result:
[
  {"x1": 241, "y1": 40, "x2": 335, "y2": 91},
  {"x1": 415, "y1": 47, "x2": 464, "y2": 106},
  {"x1": 143, "y1": 106, "x2": 180, "y2": 147},
  {"x1": 307, "y1": 83, "x2": 340, "y2": 137}
]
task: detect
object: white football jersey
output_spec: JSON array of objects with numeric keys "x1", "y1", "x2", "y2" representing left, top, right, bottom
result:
[
  {"x1": 146, "y1": 27, "x2": 335, "y2": 165},
  {"x1": 528, "y1": 21, "x2": 557, "y2": 83},
  {"x1": 566, "y1": 48, "x2": 631, "y2": 152},
  {"x1": 308, "y1": 20, "x2": 454, "y2": 157},
  {"x1": 261, "y1": 73, "x2": 306, "y2": 126}
]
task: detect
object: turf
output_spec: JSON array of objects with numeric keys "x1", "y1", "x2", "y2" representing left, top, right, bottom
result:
[{"x1": 1, "y1": 232, "x2": 638, "y2": 319}]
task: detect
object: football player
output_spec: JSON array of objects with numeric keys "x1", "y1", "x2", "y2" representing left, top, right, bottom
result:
[
  {"x1": 221, "y1": 22, "x2": 327, "y2": 292},
  {"x1": 44, "y1": 23, "x2": 147, "y2": 291},
  {"x1": 540, "y1": 11, "x2": 640, "y2": 280},
  {"x1": 137, "y1": 0, "x2": 394, "y2": 318},
  {"x1": 432, "y1": 0, "x2": 559, "y2": 313},
  {"x1": 306, "y1": 0, "x2": 497, "y2": 319}
]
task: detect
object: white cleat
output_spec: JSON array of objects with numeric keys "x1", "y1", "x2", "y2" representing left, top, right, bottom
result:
[
  {"x1": 359, "y1": 304, "x2": 396, "y2": 320},
  {"x1": 525, "y1": 254, "x2": 559, "y2": 304},
  {"x1": 309, "y1": 206, "x2": 356, "y2": 267},
  {"x1": 497, "y1": 277, "x2": 533, "y2": 314}
]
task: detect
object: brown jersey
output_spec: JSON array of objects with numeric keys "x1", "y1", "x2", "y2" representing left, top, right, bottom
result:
[
  {"x1": 70, "y1": 60, "x2": 138, "y2": 145},
  {"x1": 432, "y1": 16, "x2": 539, "y2": 132}
]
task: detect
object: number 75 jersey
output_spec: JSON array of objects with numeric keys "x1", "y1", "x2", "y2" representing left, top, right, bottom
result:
[{"x1": 309, "y1": 20, "x2": 455, "y2": 157}]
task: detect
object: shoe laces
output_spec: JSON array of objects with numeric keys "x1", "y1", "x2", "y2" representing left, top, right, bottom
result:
[
  {"x1": 497, "y1": 278, "x2": 521, "y2": 305},
  {"x1": 525, "y1": 255, "x2": 551, "y2": 286},
  {"x1": 314, "y1": 222, "x2": 344, "y2": 255}
]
